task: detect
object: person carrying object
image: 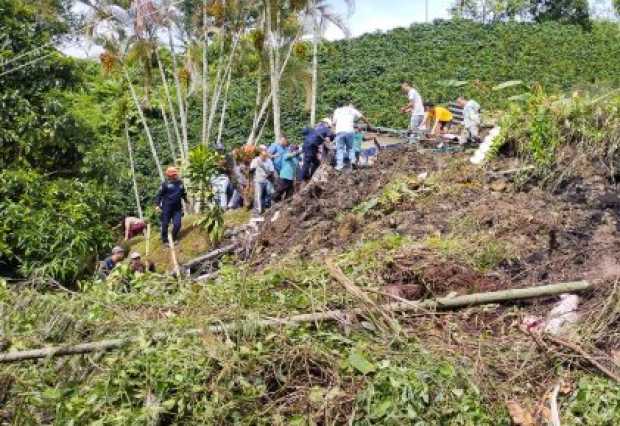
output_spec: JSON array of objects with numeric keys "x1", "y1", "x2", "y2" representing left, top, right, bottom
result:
[{"x1": 301, "y1": 118, "x2": 335, "y2": 180}]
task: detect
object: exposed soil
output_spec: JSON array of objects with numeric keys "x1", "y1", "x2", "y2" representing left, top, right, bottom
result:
[
  {"x1": 246, "y1": 145, "x2": 620, "y2": 407},
  {"x1": 255, "y1": 147, "x2": 437, "y2": 260},
  {"x1": 254, "y1": 145, "x2": 620, "y2": 293}
]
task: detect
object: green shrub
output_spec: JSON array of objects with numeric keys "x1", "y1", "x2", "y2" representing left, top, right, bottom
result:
[{"x1": 0, "y1": 170, "x2": 122, "y2": 282}]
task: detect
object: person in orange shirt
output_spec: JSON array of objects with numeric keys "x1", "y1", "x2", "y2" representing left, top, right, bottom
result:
[{"x1": 422, "y1": 103, "x2": 454, "y2": 136}]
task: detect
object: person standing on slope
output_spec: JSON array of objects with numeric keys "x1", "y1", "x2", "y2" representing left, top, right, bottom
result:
[
  {"x1": 250, "y1": 148, "x2": 276, "y2": 215},
  {"x1": 400, "y1": 81, "x2": 425, "y2": 131},
  {"x1": 332, "y1": 100, "x2": 370, "y2": 171},
  {"x1": 301, "y1": 118, "x2": 334, "y2": 181},
  {"x1": 155, "y1": 166, "x2": 188, "y2": 245}
]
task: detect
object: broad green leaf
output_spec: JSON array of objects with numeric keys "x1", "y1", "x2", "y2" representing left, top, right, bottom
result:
[
  {"x1": 348, "y1": 349, "x2": 376, "y2": 375},
  {"x1": 493, "y1": 80, "x2": 524, "y2": 91},
  {"x1": 437, "y1": 79, "x2": 468, "y2": 88}
]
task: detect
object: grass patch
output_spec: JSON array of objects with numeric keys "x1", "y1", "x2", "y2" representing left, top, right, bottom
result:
[
  {"x1": 425, "y1": 230, "x2": 514, "y2": 273},
  {"x1": 129, "y1": 210, "x2": 251, "y2": 272}
]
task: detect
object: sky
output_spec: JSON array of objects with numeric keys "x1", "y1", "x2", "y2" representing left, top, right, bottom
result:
[
  {"x1": 61, "y1": 0, "x2": 455, "y2": 57},
  {"x1": 61, "y1": 0, "x2": 616, "y2": 58},
  {"x1": 323, "y1": 0, "x2": 453, "y2": 40}
]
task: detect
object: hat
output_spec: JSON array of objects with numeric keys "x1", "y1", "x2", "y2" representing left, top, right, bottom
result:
[
  {"x1": 320, "y1": 117, "x2": 333, "y2": 127},
  {"x1": 165, "y1": 166, "x2": 179, "y2": 178},
  {"x1": 112, "y1": 246, "x2": 125, "y2": 255},
  {"x1": 129, "y1": 251, "x2": 141, "y2": 260}
]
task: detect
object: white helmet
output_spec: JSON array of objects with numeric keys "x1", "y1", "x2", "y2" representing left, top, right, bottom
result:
[{"x1": 320, "y1": 117, "x2": 333, "y2": 127}]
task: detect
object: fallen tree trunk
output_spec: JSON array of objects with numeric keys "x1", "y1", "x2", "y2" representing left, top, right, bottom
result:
[
  {"x1": 182, "y1": 243, "x2": 238, "y2": 271},
  {"x1": 0, "y1": 281, "x2": 591, "y2": 363}
]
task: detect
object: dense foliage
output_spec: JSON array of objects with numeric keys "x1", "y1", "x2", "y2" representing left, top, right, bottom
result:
[
  {"x1": 451, "y1": 0, "x2": 593, "y2": 28},
  {"x1": 2, "y1": 0, "x2": 620, "y2": 284},
  {"x1": 0, "y1": 1, "x2": 133, "y2": 282},
  {"x1": 490, "y1": 89, "x2": 620, "y2": 187},
  {"x1": 219, "y1": 20, "x2": 620, "y2": 146}
]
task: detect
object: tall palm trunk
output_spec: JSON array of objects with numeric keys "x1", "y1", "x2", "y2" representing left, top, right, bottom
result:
[
  {"x1": 207, "y1": 35, "x2": 240, "y2": 146},
  {"x1": 124, "y1": 66, "x2": 164, "y2": 182},
  {"x1": 125, "y1": 120, "x2": 143, "y2": 219},
  {"x1": 201, "y1": 0, "x2": 210, "y2": 145},
  {"x1": 247, "y1": 62, "x2": 263, "y2": 146},
  {"x1": 266, "y1": 1, "x2": 282, "y2": 142},
  {"x1": 160, "y1": 101, "x2": 177, "y2": 159},
  {"x1": 248, "y1": 33, "x2": 298, "y2": 145},
  {"x1": 310, "y1": 22, "x2": 319, "y2": 127},
  {"x1": 155, "y1": 50, "x2": 184, "y2": 160},
  {"x1": 167, "y1": 26, "x2": 189, "y2": 160},
  {"x1": 255, "y1": 107, "x2": 270, "y2": 145},
  {"x1": 216, "y1": 67, "x2": 233, "y2": 149},
  {"x1": 206, "y1": 40, "x2": 226, "y2": 145}
]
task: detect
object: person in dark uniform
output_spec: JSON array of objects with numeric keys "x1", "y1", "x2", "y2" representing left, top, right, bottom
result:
[
  {"x1": 301, "y1": 118, "x2": 335, "y2": 181},
  {"x1": 155, "y1": 167, "x2": 188, "y2": 244}
]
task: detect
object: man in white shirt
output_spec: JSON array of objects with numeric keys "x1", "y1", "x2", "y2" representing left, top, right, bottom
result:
[
  {"x1": 332, "y1": 100, "x2": 370, "y2": 171},
  {"x1": 457, "y1": 96, "x2": 481, "y2": 144},
  {"x1": 400, "y1": 81, "x2": 425, "y2": 130}
]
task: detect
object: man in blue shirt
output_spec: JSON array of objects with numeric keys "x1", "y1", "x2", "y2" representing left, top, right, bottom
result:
[
  {"x1": 99, "y1": 246, "x2": 125, "y2": 278},
  {"x1": 268, "y1": 135, "x2": 290, "y2": 174},
  {"x1": 273, "y1": 145, "x2": 301, "y2": 202},
  {"x1": 155, "y1": 167, "x2": 188, "y2": 244},
  {"x1": 302, "y1": 118, "x2": 334, "y2": 181}
]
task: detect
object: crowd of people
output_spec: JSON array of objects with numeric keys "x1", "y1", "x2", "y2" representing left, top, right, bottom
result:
[
  {"x1": 400, "y1": 81, "x2": 481, "y2": 144},
  {"x1": 99, "y1": 83, "x2": 482, "y2": 278}
]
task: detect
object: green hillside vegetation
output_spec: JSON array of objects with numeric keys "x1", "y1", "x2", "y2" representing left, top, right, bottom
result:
[
  {"x1": 3, "y1": 13, "x2": 620, "y2": 282},
  {"x1": 2, "y1": 1, "x2": 620, "y2": 423},
  {"x1": 216, "y1": 20, "x2": 620, "y2": 145}
]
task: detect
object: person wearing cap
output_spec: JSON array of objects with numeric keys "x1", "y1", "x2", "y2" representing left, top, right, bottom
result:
[
  {"x1": 155, "y1": 166, "x2": 188, "y2": 244},
  {"x1": 99, "y1": 246, "x2": 125, "y2": 277},
  {"x1": 128, "y1": 251, "x2": 155, "y2": 274},
  {"x1": 301, "y1": 118, "x2": 335, "y2": 181},
  {"x1": 273, "y1": 144, "x2": 301, "y2": 202}
]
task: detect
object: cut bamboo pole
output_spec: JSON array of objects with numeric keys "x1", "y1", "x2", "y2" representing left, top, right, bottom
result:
[
  {"x1": 0, "y1": 281, "x2": 591, "y2": 363},
  {"x1": 182, "y1": 243, "x2": 238, "y2": 271}
]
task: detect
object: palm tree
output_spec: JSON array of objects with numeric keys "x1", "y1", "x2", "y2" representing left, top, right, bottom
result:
[
  {"x1": 87, "y1": 0, "x2": 165, "y2": 181},
  {"x1": 125, "y1": 120, "x2": 144, "y2": 218},
  {"x1": 302, "y1": 0, "x2": 353, "y2": 126}
]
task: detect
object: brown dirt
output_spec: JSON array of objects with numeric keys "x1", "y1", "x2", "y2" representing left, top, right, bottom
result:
[
  {"x1": 219, "y1": 143, "x2": 620, "y2": 415},
  {"x1": 253, "y1": 145, "x2": 620, "y2": 293},
  {"x1": 254, "y1": 147, "x2": 437, "y2": 260}
]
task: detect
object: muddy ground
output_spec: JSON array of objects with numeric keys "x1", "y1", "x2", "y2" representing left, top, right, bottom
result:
[
  {"x1": 245, "y1": 145, "x2": 620, "y2": 408},
  {"x1": 256, "y1": 145, "x2": 620, "y2": 289}
]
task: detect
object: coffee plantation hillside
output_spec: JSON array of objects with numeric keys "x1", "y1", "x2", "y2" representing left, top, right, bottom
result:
[{"x1": 210, "y1": 20, "x2": 620, "y2": 146}]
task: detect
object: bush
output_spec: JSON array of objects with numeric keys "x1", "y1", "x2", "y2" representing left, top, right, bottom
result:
[
  {"x1": 0, "y1": 170, "x2": 123, "y2": 283},
  {"x1": 490, "y1": 89, "x2": 620, "y2": 185}
]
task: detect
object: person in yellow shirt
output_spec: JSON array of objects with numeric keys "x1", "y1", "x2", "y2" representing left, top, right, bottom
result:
[{"x1": 422, "y1": 103, "x2": 454, "y2": 135}]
